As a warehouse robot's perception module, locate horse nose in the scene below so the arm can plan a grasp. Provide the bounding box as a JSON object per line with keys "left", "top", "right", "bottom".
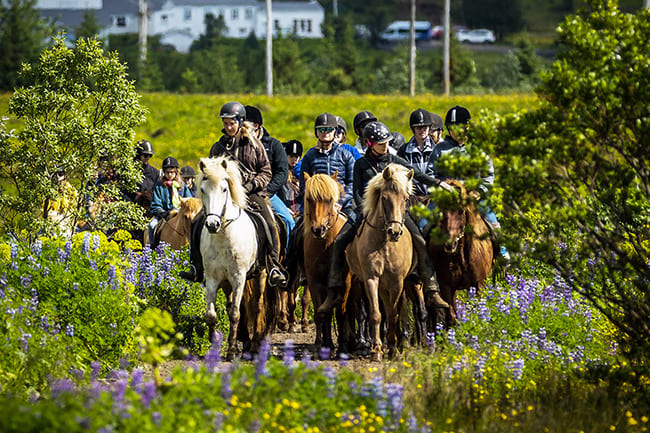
{"left": 205, "top": 216, "right": 221, "bottom": 234}
{"left": 386, "top": 225, "right": 403, "bottom": 241}
{"left": 311, "top": 226, "right": 326, "bottom": 239}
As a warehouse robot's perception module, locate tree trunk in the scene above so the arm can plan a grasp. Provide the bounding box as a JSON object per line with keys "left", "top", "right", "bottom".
{"left": 266, "top": 0, "right": 273, "bottom": 96}
{"left": 409, "top": 0, "right": 416, "bottom": 96}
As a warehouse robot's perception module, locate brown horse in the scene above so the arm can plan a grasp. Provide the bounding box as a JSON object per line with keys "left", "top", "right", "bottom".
{"left": 147, "top": 197, "right": 202, "bottom": 249}
{"left": 302, "top": 172, "right": 349, "bottom": 354}
{"left": 427, "top": 179, "right": 494, "bottom": 328}
{"left": 346, "top": 164, "right": 415, "bottom": 361}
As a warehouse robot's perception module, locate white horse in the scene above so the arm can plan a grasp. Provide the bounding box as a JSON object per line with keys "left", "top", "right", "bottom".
{"left": 197, "top": 156, "right": 276, "bottom": 359}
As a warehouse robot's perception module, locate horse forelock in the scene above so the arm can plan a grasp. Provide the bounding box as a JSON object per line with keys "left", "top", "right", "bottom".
{"left": 362, "top": 164, "right": 413, "bottom": 217}
{"left": 183, "top": 197, "right": 202, "bottom": 215}
{"left": 197, "top": 157, "right": 247, "bottom": 209}
{"left": 305, "top": 174, "right": 341, "bottom": 204}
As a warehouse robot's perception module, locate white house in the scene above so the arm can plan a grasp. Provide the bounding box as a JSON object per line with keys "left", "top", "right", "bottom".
{"left": 38, "top": 0, "right": 325, "bottom": 53}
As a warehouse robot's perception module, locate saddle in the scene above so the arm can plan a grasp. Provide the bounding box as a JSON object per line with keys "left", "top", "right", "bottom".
{"left": 244, "top": 201, "right": 274, "bottom": 279}
{"left": 151, "top": 210, "right": 178, "bottom": 249}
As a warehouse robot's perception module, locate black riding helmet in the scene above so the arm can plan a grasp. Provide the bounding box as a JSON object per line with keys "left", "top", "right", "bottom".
{"left": 390, "top": 131, "right": 406, "bottom": 150}
{"left": 314, "top": 112, "right": 338, "bottom": 138}
{"left": 181, "top": 165, "right": 196, "bottom": 178}
{"left": 430, "top": 113, "right": 444, "bottom": 131}
{"left": 362, "top": 121, "right": 393, "bottom": 144}
{"left": 335, "top": 116, "right": 347, "bottom": 133}
{"left": 409, "top": 108, "right": 433, "bottom": 129}
{"left": 353, "top": 110, "right": 377, "bottom": 136}
{"left": 220, "top": 101, "right": 247, "bottom": 123}
{"left": 136, "top": 139, "right": 154, "bottom": 156}
{"left": 284, "top": 139, "right": 303, "bottom": 156}
{"left": 162, "top": 156, "right": 180, "bottom": 170}
{"left": 445, "top": 105, "right": 471, "bottom": 126}
{"left": 245, "top": 105, "right": 263, "bottom": 125}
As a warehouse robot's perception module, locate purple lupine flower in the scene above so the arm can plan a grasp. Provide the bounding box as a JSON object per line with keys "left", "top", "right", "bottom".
{"left": 473, "top": 354, "right": 487, "bottom": 383}
{"left": 31, "top": 239, "right": 42, "bottom": 256}
{"left": 92, "top": 234, "right": 101, "bottom": 251}
{"left": 220, "top": 370, "right": 232, "bottom": 400}
{"left": 40, "top": 315, "right": 49, "bottom": 332}
{"left": 82, "top": 233, "right": 91, "bottom": 256}
{"left": 255, "top": 338, "right": 271, "bottom": 379}
{"left": 21, "top": 275, "right": 32, "bottom": 288}
{"left": 249, "top": 420, "right": 262, "bottom": 433}
{"left": 319, "top": 346, "right": 331, "bottom": 360}
{"left": 19, "top": 331, "right": 32, "bottom": 351}
{"left": 205, "top": 333, "right": 222, "bottom": 371}
{"left": 283, "top": 339, "right": 295, "bottom": 367}
{"left": 65, "top": 324, "right": 75, "bottom": 337}
{"left": 151, "top": 412, "right": 162, "bottom": 426}
{"left": 322, "top": 366, "right": 337, "bottom": 399}
{"left": 510, "top": 359, "right": 525, "bottom": 380}
{"left": 426, "top": 332, "right": 436, "bottom": 352}
{"left": 131, "top": 368, "right": 144, "bottom": 388}
{"left": 385, "top": 382, "right": 405, "bottom": 419}
{"left": 140, "top": 380, "right": 157, "bottom": 407}
{"left": 213, "top": 412, "right": 224, "bottom": 431}
{"left": 50, "top": 378, "right": 75, "bottom": 398}
{"left": 91, "top": 361, "right": 101, "bottom": 380}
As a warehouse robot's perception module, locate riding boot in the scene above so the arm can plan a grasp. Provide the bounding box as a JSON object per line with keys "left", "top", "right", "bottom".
{"left": 179, "top": 211, "right": 205, "bottom": 283}
{"left": 406, "top": 215, "right": 449, "bottom": 309}
{"left": 252, "top": 194, "right": 288, "bottom": 288}
{"left": 319, "top": 220, "right": 356, "bottom": 314}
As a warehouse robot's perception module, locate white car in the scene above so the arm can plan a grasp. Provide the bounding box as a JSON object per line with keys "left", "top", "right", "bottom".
{"left": 455, "top": 28, "right": 496, "bottom": 44}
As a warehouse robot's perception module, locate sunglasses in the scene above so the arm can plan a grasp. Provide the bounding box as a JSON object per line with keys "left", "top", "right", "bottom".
{"left": 317, "top": 127, "right": 335, "bottom": 133}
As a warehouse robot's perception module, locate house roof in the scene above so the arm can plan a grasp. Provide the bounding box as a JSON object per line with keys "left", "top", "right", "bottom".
{"left": 272, "top": 1, "right": 323, "bottom": 12}
{"left": 41, "top": 0, "right": 140, "bottom": 29}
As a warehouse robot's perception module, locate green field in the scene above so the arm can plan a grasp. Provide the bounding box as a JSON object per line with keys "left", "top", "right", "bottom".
{"left": 1, "top": 92, "right": 538, "bottom": 170}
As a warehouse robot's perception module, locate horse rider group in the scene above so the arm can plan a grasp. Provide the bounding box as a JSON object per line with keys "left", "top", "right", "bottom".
{"left": 166, "top": 101, "right": 503, "bottom": 319}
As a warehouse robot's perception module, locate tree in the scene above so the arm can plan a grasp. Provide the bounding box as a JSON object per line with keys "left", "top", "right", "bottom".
{"left": 75, "top": 9, "right": 101, "bottom": 41}
{"left": 0, "top": 37, "right": 148, "bottom": 240}
{"left": 461, "top": 0, "right": 524, "bottom": 39}
{"left": 478, "top": 0, "right": 650, "bottom": 359}
{"left": 0, "top": 0, "right": 52, "bottom": 90}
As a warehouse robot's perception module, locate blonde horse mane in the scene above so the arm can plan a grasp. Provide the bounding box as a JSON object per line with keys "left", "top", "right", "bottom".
{"left": 304, "top": 174, "right": 343, "bottom": 206}
{"left": 362, "top": 164, "right": 413, "bottom": 217}
{"left": 197, "top": 157, "right": 248, "bottom": 209}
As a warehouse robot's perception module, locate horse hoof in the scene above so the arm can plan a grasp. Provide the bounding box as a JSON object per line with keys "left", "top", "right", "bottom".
{"left": 277, "top": 318, "right": 289, "bottom": 332}
{"left": 371, "top": 352, "right": 382, "bottom": 362}
{"left": 289, "top": 324, "right": 301, "bottom": 333}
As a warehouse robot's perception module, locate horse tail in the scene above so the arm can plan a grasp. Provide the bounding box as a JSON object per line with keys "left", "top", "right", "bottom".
{"left": 264, "top": 284, "right": 281, "bottom": 335}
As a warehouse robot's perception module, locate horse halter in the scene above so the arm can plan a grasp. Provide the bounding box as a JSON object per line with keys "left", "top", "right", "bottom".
{"left": 204, "top": 184, "right": 241, "bottom": 233}
{"left": 364, "top": 193, "right": 407, "bottom": 236}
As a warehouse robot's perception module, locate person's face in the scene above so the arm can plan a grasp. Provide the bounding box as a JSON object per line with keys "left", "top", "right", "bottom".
{"left": 317, "top": 126, "right": 336, "bottom": 145}
{"left": 413, "top": 125, "right": 431, "bottom": 142}
{"left": 183, "top": 176, "right": 194, "bottom": 186}
{"left": 163, "top": 168, "right": 177, "bottom": 180}
{"left": 430, "top": 128, "right": 443, "bottom": 144}
{"left": 335, "top": 129, "right": 346, "bottom": 143}
{"left": 138, "top": 154, "right": 151, "bottom": 165}
{"left": 367, "top": 140, "right": 388, "bottom": 155}
{"left": 287, "top": 154, "right": 301, "bottom": 168}
{"left": 222, "top": 118, "right": 240, "bottom": 137}
{"left": 448, "top": 123, "right": 470, "bottom": 144}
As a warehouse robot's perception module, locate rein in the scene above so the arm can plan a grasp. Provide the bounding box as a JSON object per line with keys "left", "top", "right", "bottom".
{"left": 359, "top": 197, "right": 406, "bottom": 236}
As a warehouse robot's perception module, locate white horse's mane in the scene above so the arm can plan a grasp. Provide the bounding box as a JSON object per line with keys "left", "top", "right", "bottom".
{"left": 197, "top": 156, "right": 248, "bottom": 209}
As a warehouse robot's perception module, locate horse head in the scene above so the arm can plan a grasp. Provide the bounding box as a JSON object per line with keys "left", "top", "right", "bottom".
{"left": 304, "top": 172, "right": 343, "bottom": 239}
{"left": 179, "top": 197, "right": 202, "bottom": 223}
{"left": 364, "top": 164, "right": 414, "bottom": 242}
{"left": 439, "top": 180, "right": 468, "bottom": 253}
{"left": 198, "top": 157, "right": 247, "bottom": 234}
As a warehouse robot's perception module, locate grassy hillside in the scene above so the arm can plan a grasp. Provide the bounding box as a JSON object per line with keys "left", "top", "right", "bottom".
{"left": 1, "top": 92, "right": 536, "bottom": 169}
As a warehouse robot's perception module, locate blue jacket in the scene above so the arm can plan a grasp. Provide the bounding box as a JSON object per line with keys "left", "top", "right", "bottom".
{"left": 150, "top": 179, "right": 193, "bottom": 218}
{"left": 299, "top": 143, "right": 355, "bottom": 211}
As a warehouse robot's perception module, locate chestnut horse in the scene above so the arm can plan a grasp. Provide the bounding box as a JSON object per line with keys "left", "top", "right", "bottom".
{"left": 302, "top": 172, "right": 349, "bottom": 354}
{"left": 346, "top": 164, "right": 415, "bottom": 361}
{"left": 427, "top": 179, "right": 494, "bottom": 328}
{"left": 146, "top": 197, "right": 202, "bottom": 250}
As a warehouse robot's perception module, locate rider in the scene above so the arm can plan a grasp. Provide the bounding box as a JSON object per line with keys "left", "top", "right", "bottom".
{"left": 149, "top": 156, "right": 193, "bottom": 246}
{"left": 428, "top": 112, "right": 445, "bottom": 145}
{"left": 398, "top": 108, "right": 436, "bottom": 198}
{"left": 131, "top": 139, "right": 160, "bottom": 214}
{"left": 318, "top": 121, "right": 451, "bottom": 314}
{"left": 334, "top": 116, "right": 362, "bottom": 160}
{"left": 278, "top": 139, "right": 303, "bottom": 216}
{"left": 352, "top": 110, "right": 377, "bottom": 155}
{"left": 179, "top": 101, "right": 288, "bottom": 287}
{"left": 180, "top": 165, "right": 197, "bottom": 197}
{"left": 282, "top": 113, "right": 356, "bottom": 289}
{"left": 245, "top": 105, "right": 294, "bottom": 242}
{"left": 427, "top": 105, "right": 507, "bottom": 258}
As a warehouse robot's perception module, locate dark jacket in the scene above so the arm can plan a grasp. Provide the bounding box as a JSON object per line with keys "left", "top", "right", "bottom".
{"left": 353, "top": 150, "right": 442, "bottom": 210}
{"left": 209, "top": 126, "right": 272, "bottom": 196}
{"left": 398, "top": 136, "right": 435, "bottom": 196}
{"left": 299, "top": 143, "right": 355, "bottom": 210}
{"left": 150, "top": 179, "right": 193, "bottom": 219}
{"left": 259, "top": 127, "right": 289, "bottom": 196}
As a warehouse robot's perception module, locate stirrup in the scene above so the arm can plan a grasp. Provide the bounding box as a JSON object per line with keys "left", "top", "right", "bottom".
{"left": 268, "top": 267, "right": 288, "bottom": 288}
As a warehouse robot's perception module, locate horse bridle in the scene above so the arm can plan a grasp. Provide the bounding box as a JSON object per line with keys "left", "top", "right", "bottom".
{"left": 362, "top": 196, "right": 407, "bottom": 233}
{"left": 204, "top": 186, "right": 242, "bottom": 233}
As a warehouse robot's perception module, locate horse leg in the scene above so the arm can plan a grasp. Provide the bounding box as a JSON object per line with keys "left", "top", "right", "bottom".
{"left": 250, "top": 275, "right": 267, "bottom": 353}
{"left": 227, "top": 277, "right": 246, "bottom": 361}
{"left": 300, "top": 286, "right": 311, "bottom": 332}
{"left": 277, "top": 291, "right": 290, "bottom": 332}
{"left": 364, "top": 278, "right": 383, "bottom": 362}
{"left": 204, "top": 279, "right": 220, "bottom": 343}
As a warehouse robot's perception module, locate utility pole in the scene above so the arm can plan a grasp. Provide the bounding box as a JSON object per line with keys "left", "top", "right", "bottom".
{"left": 266, "top": 0, "right": 273, "bottom": 96}
{"left": 443, "top": 0, "right": 450, "bottom": 97}
{"left": 409, "top": 0, "right": 416, "bottom": 96}
{"left": 138, "top": 0, "right": 147, "bottom": 80}
{"left": 333, "top": 0, "right": 338, "bottom": 17}
{"left": 645, "top": 0, "right": 650, "bottom": 8}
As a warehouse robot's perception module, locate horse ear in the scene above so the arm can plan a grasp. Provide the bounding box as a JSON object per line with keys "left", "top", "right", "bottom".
{"left": 382, "top": 165, "right": 393, "bottom": 181}
{"left": 407, "top": 169, "right": 414, "bottom": 181}
{"left": 331, "top": 171, "right": 339, "bottom": 181}
{"left": 304, "top": 172, "right": 311, "bottom": 182}
{"left": 199, "top": 159, "right": 207, "bottom": 173}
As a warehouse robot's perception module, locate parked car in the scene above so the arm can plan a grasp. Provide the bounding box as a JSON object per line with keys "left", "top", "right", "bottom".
{"left": 455, "top": 28, "right": 496, "bottom": 44}
{"left": 380, "top": 21, "right": 433, "bottom": 42}
{"left": 432, "top": 25, "right": 443, "bottom": 39}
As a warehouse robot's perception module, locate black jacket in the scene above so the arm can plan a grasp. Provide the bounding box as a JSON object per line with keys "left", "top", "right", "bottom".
{"left": 260, "top": 127, "right": 289, "bottom": 196}
{"left": 352, "top": 151, "right": 441, "bottom": 209}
